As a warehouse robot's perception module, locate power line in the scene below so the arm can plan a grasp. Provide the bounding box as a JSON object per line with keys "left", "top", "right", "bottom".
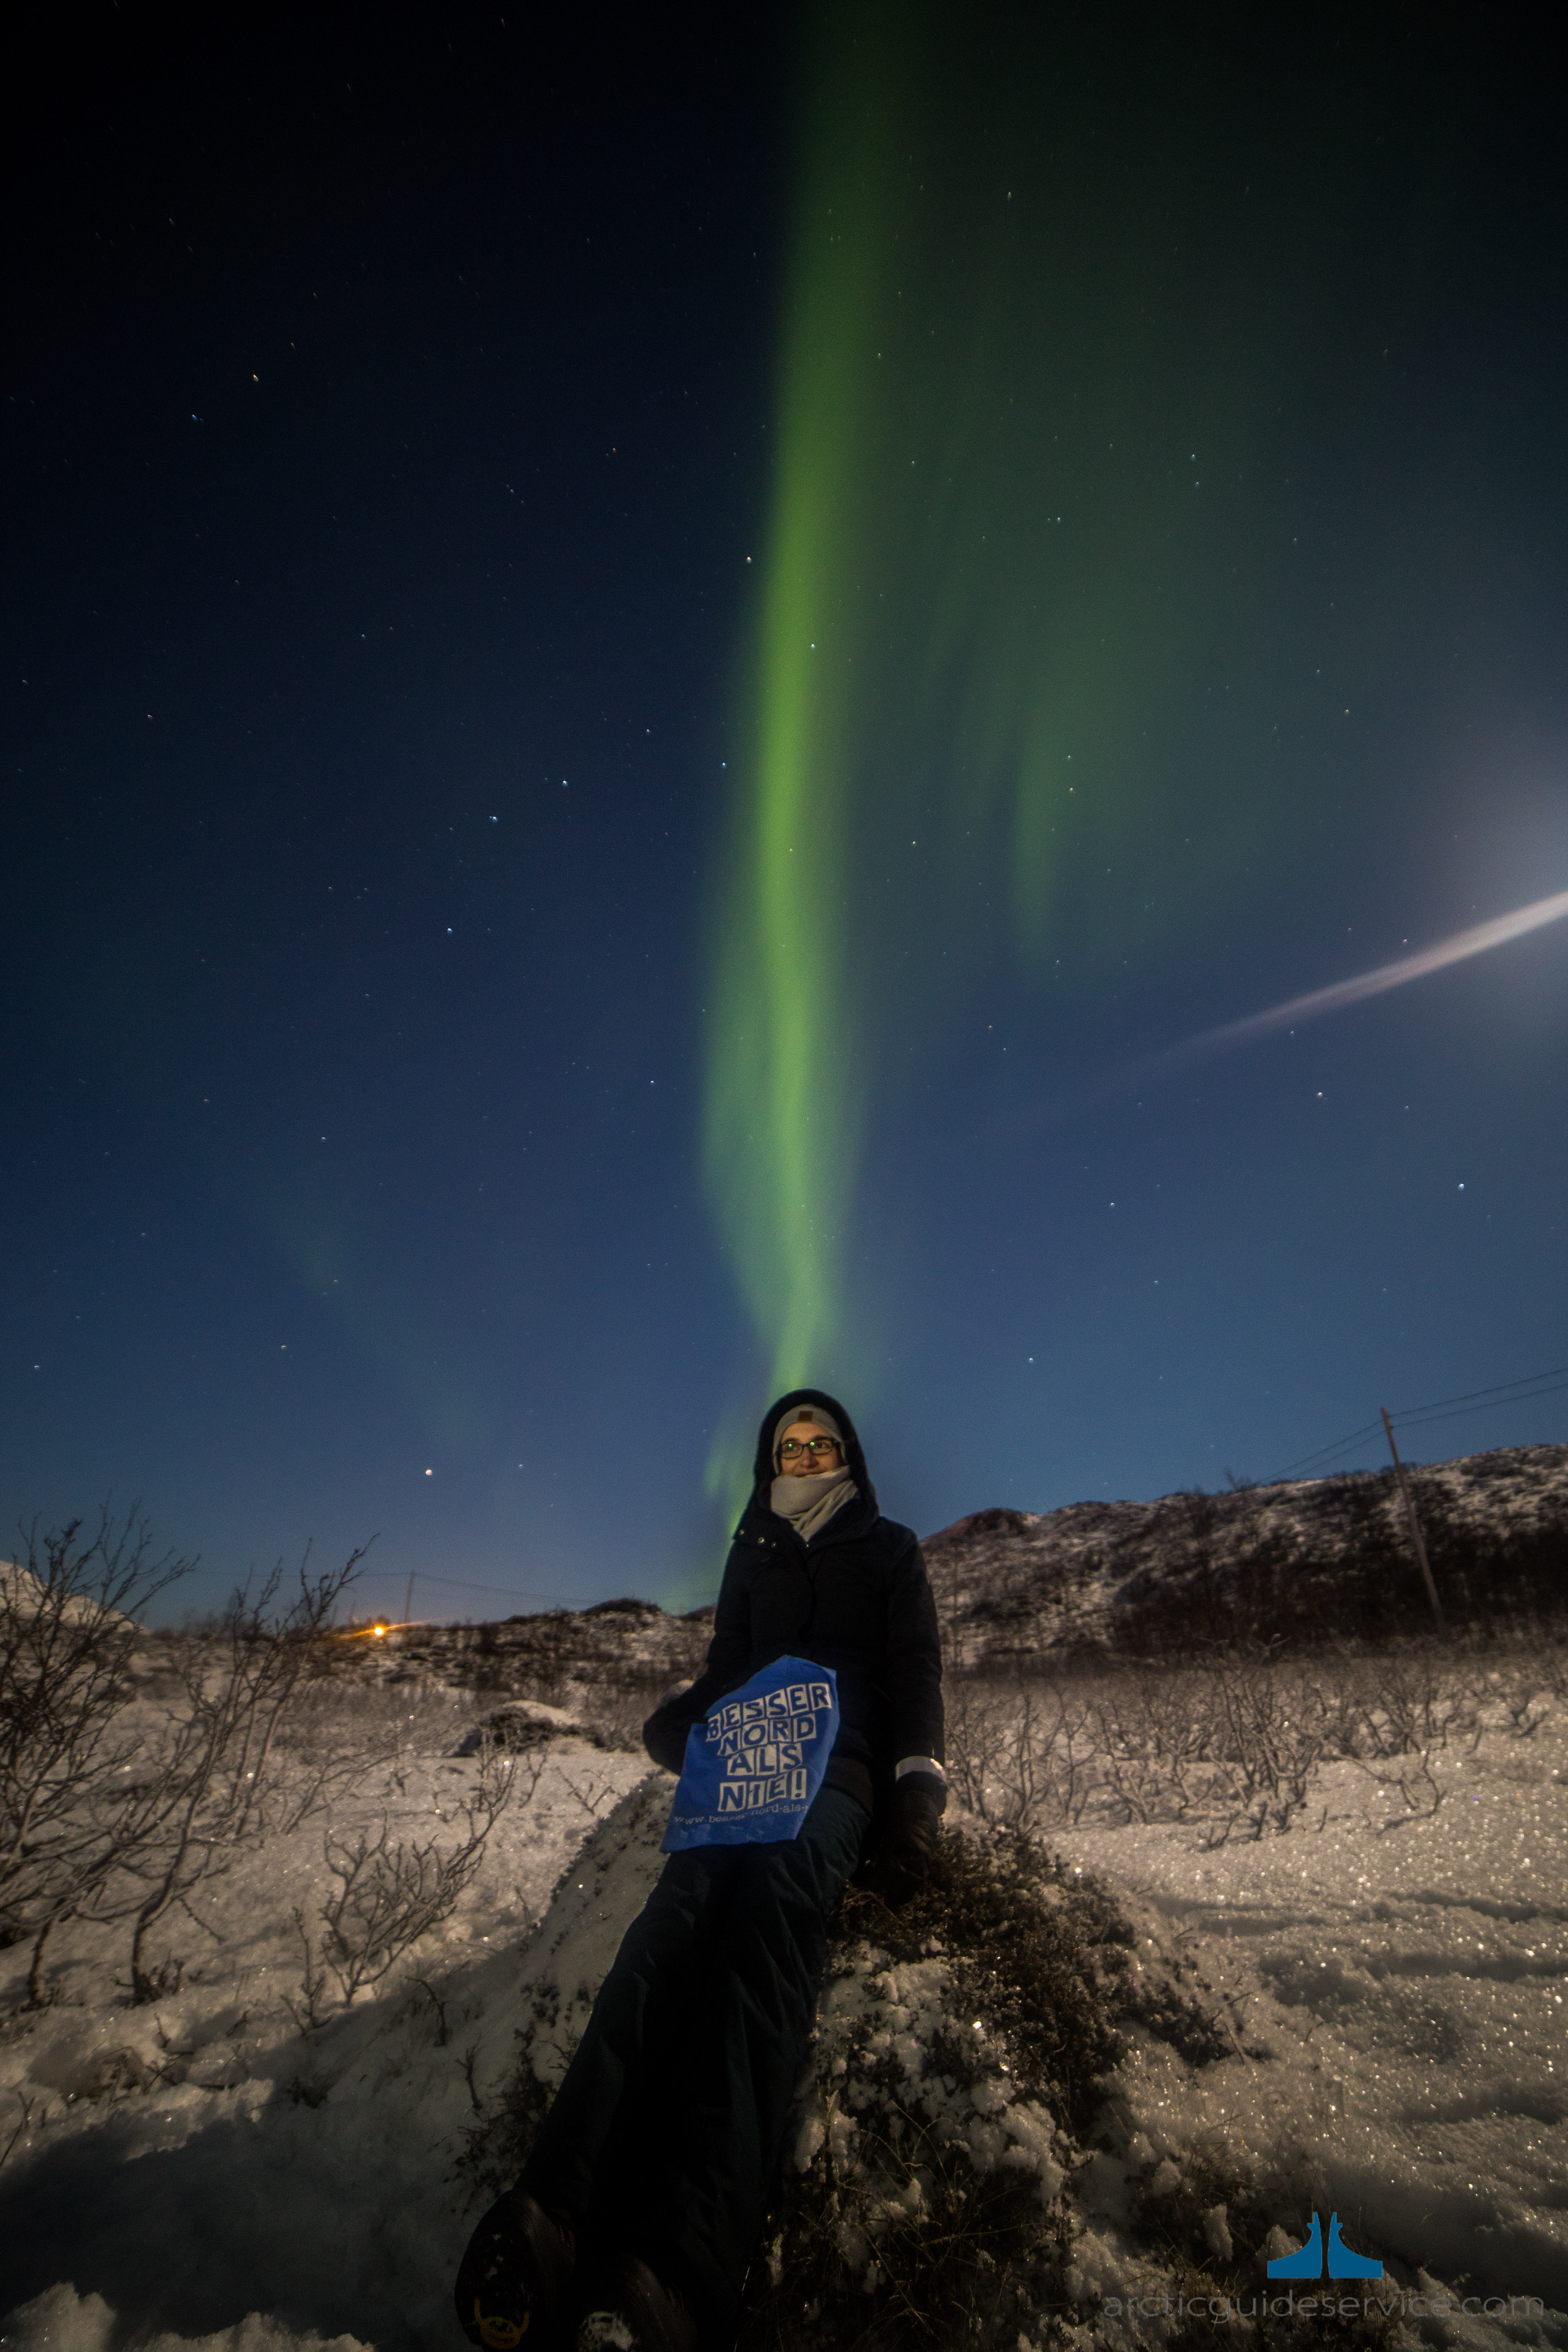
{"left": 1275, "top": 1420, "right": 1384, "bottom": 1477}
{"left": 1271, "top": 1364, "right": 1568, "bottom": 1481}
{"left": 1388, "top": 1363, "right": 1568, "bottom": 1421}
{"left": 1390, "top": 1380, "right": 1568, "bottom": 1438}
{"left": 351, "top": 1565, "right": 579, "bottom": 1609}
{"left": 1280, "top": 1384, "right": 1568, "bottom": 1478}
{"left": 1276, "top": 1385, "right": 1568, "bottom": 1480}
{"left": 1282, "top": 1364, "right": 1568, "bottom": 1472}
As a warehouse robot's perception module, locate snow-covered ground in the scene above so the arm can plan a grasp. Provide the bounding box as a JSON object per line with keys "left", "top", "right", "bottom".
{"left": 1065, "top": 1689, "right": 1568, "bottom": 2340}
{"left": 3, "top": 1668, "right": 1566, "bottom": 2349}
{"left": 0, "top": 1686, "right": 656, "bottom": 2351}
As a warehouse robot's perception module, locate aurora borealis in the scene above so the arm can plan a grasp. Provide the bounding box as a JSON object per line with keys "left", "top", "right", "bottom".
{"left": 6, "top": 4, "right": 1566, "bottom": 1613}
{"left": 707, "top": 1, "right": 1539, "bottom": 1430}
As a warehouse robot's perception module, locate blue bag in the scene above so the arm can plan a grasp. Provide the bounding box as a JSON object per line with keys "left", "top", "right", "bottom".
{"left": 661, "top": 1656, "right": 840, "bottom": 1851}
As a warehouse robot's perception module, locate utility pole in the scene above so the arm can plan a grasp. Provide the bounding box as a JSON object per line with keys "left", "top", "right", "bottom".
{"left": 402, "top": 1571, "right": 416, "bottom": 1626}
{"left": 1380, "top": 1408, "right": 1444, "bottom": 1629}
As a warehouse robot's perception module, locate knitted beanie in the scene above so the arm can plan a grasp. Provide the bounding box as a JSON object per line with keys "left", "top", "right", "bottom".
{"left": 771, "top": 1402, "right": 845, "bottom": 1469}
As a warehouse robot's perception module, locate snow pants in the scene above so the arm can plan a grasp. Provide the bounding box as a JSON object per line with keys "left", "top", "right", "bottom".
{"left": 518, "top": 1783, "right": 870, "bottom": 2343}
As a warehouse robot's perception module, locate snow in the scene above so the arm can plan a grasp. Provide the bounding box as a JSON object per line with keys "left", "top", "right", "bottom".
{"left": 792, "top": 1941, "right": 1067, "bottom": 2247}
{"left": 4, "top": 1658, "right": 1568, "bottom": 2347}
{"left": 0, "top": 1563, "right": 133, "bottom": 1630}
{"left": 0, "top": 1687, "right": 657, "bottom": 2351}
{"left": 2, "top": 2287, "right": 365, "bottom": 2352}
{"left": 1059, "top": 1689, "right": 1568, "bottom": 2337}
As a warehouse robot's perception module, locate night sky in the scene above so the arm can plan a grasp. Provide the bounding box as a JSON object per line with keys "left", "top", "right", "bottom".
{"left": 7, "top": 3, "right": 1565, "bottom": 1623}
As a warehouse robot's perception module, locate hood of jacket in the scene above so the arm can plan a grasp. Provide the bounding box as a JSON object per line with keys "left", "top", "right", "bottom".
{"left": 747, "top": 1387, "right": 877, "bottom": 1519}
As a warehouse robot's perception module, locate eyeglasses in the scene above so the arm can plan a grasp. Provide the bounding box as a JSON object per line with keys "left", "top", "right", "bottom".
{"left": 779, "top": 1437, "right": 840, "bottom": 1460}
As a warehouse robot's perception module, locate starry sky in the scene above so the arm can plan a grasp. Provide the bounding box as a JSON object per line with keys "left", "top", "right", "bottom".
{"left": 6, "top": 2, "right": 1565, "bottom": 1622}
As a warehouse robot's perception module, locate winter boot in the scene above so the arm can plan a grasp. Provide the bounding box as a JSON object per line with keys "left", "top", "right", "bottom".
{"left": 574, "top": 2254, "right": 697, "bottom": 2352}
{"left": 455, "top": 2187, "right": 576, "bottom": 2349}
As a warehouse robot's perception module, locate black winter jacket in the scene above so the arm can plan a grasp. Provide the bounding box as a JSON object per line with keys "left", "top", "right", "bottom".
{"left": 643, "top": 1390, "right": 945, "bottom": 1817}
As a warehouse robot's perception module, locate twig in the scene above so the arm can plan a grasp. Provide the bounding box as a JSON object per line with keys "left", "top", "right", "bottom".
{"left": 416, "top": 1976, "right": 452, "bottom": 2046}
{"left": 177, "top": 1891, "right": 225, "bottom": 1945}
{"left": 0, "top": 2091, "right": 36, "bottom": 2171}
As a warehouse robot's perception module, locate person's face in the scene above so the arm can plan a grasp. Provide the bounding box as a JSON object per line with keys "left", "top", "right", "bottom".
{"left": 778, "top": 1421, "right": 842, "bottom": 1474}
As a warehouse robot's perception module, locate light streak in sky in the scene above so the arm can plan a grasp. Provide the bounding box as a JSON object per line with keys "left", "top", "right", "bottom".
{"left": 1164, "top": 888, "right": 1568, "bottom": 1068}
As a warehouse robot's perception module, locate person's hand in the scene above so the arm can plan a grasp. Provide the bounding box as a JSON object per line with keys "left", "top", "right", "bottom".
{"left": 866, "top": 1774, "right": 944, "bottom": 1908}
{"left": 642, "top": 1681, "right": 695, "bottom": 1773}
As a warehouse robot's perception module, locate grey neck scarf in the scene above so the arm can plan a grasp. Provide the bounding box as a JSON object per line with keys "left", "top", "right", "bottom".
{"left": 770, "top": 1464, "right": 857, "bottom": 1544}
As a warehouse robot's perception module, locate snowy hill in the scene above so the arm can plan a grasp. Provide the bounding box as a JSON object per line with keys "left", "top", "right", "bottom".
{"left": 925, "top": 1443, "right": 1568, "bottom": 1665}
{"left": 324, "top": 1594, "right": 711, "bottom": 1721}
{"left": 307, "top": 1445, "right": 1568, "bottom": 1705}
{"left": 9, "top": 1449, "right": 1565, "bottom": 2342}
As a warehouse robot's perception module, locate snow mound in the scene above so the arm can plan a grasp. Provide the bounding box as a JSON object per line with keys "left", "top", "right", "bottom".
{"left": 473, "top": 1807, "right": 1130, "bottom": 2349}
{"left": 0, "top": 1562, "right": 131, "bottom": 1629}
{"left": 459, "top": 1773, "right": 680, "bottom": 2188}
{"left": 0, "top": 2284, "right": 369, "bottom": 2352}
{"left": 0, "top": 1734, "right": 658, "bottom": 2349}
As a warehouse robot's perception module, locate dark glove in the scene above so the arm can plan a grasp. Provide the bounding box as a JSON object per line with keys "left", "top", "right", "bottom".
{"left": 642, "top": 1683, "right": 696, "bottom": 1773}
{"left": 866, "top": 1773, "right": 945, "bottom": 1908}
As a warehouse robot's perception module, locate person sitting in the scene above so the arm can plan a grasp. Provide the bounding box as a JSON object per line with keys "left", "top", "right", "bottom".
{"left": 454, "top": 1387, "right": 947, "bottom": 2352}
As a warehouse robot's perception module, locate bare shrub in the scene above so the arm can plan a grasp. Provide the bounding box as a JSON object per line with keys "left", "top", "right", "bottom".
{"left": 277, "top": 1679, "right": 450, "bottom": 1753}
{"left": 555, "top": 1761, "right": 626, "bottom": 1819}
{"left": 1090, "top": 1668, "right": 1226, "bottom": 1825}
{"left": 1530, "top": 1646, "right": 1568, "bottom": 1703}
{"left": 1346, "top": 1647, "right": 1478, "bottom": 1758}
{"left": 1197, "top": 1663, "right": 1332, "bottom": 1844}
{"left": 292, "top": 1741, "right": 530, "bottom": 2020}
{"left": 1329, "top": 1647, "right": 1485, "bottom": 1828}
{"left": 0, "top": 1510, "right": 195, "bottom": 1994}
{"left": 949, "top": 1634, "right": 1568, "bottom": 1855}
{"left": 943, "top": 1676, "right": 1096, "bottom": 1830}
{"left": 108, "top": 1548, "right": 371, "bottom": 2001}
{"left": 1349, "top": 1744, "right": 1445, "bottom": 1825}
{"left": 949, "top": 1668, "right": 1242, "bottom": 1836}
{"left": 940, "top": 1677, "right": 1011, "bottom": 1818}
{"left": 275, "top": 1681, "right": 476, "bottom": 1798}
{"left": 1479, "top": 1658, "right": 1553, "bottom": 1740}
{"left": 1503, "top": 1685, "right": 1551, "bottom": 1739}
{"left": 569, "top": 1674, "right": 671, "bottom": 1755}
{"left": 2, "top": 1531, "right": 371, "bottom": 2006}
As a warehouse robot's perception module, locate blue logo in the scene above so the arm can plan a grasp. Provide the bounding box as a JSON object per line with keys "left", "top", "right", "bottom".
{"left": 1268, "top": 2213, "right": 1382, "bottom": 2281}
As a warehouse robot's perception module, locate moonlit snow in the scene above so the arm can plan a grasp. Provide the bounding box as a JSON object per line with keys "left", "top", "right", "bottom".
{"left": 3, "top": 1660, "right": 1566, "bottom": 2346}
{"left": 1064, "top": 1711, "right": 1568, "bottom": 2335}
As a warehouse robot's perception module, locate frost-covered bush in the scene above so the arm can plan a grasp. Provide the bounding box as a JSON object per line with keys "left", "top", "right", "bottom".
{"left": 291, "top": 1741, "right": 526, "bottom": 2019}
{"left": 944, "top": 1647, "right": 1568, "bottom": 1848}
{"left": 0, "top": 1511, "right": 192, "bottom": 1972}
{"left": 742, "top": 1829, "right": 1139, "bottom": 2351}
{"left": 2, "top": 1521, "right": 369, "bottom": 2006}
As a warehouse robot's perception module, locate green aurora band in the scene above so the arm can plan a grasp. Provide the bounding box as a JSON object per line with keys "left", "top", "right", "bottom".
{"left": 705, "top": 3, "right": 1465, "bottom": 1448}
